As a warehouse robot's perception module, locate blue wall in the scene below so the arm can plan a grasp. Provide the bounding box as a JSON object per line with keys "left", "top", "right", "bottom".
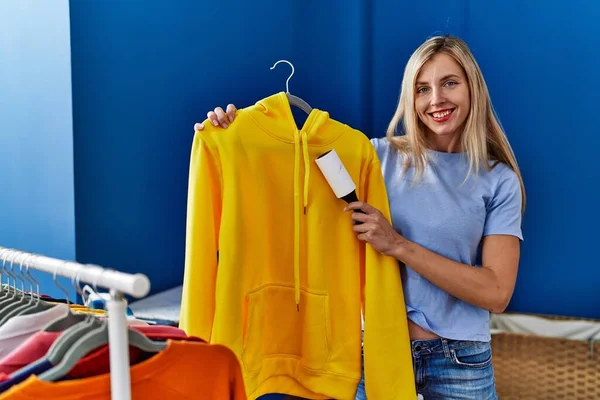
{"left": 1, "top": 0, "right": 595, "bottom": 321}
{"left": 68, "top": 0, "right": 599, "bottom": 318}
{"left": 371, "top": 2, "right": 468, "bottom": 137}
{"left": 68, "top": 0, "right": 371, "bottom": 296}
{"left": 366, "top": 0, "right": 600, "bottom": 319}
{"left": 69, "top": 1, "right": 303, "bottom": 295}
{"left": 0, "top": 0, "right": 77, "bottom": 300}
{"left": 465, "top": 1, "right": 600, "bottom": 318}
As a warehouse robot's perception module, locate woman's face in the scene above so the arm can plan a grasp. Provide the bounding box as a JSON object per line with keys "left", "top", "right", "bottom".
{"left": 414, "top": 53, "right": 470, "bottom": 147}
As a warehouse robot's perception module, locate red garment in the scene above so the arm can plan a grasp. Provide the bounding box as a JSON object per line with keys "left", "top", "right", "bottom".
{"left": 0, "top": 325, "right": 200, "bottom": 378}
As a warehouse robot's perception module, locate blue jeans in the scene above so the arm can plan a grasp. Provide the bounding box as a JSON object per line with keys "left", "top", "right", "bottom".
{"left": 355, "top": 338, "right": 498, "bottom": 400}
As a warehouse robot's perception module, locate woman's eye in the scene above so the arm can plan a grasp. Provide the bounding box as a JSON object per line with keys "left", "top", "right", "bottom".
{"left": 444, "top": 81, "right": 457, "bottom": 87}
{"left": 417, "top": 87, "right": 429, "bottom": 94}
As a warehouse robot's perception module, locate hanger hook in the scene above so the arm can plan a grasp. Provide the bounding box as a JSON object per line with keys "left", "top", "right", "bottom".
{"left": 270, "top": 59, "right": 295, "bottom": 94}
{"left": 92, "top": 267, "right": 109, "bottom": 294}
{"left": 18, "top": 254, "right": 36, "bottom": 305}
{"left": 7, "top": 251, "right": 23, "bottom": 292}
{"left": 0, "top": 249, "right": 20, "bottom": 287}
{"left": 0, "top": 248, "right": 10, "bottom": 262}
{"left": 16, "top": 253, "right": 31, "bottom": 295}
{"left": 89, "top": 266, "right": 110, "bottom": 311}
{"left": 0, "top": 249, "right": 12, "bottom": 288}
{"left": 53, "top": 261, "right": 72, "bottom": 305}
{"left": 0, "top": 248, "right": 11, "bottom": 284}
{"left": 7, "top": 251, "right": 25, "bottom": 296}
{"left": 73, "top": 269, "right": 96, "bottom": 321}
{"left": 25, "top": 255, "right": 42, "bottom": 303}
{"left": 72, "top": 270, "right": 87, "bottom": 304}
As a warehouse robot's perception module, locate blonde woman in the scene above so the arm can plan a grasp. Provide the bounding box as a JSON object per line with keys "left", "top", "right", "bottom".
{"left": 195, "top": 35, "right": 524, "bottom": 399}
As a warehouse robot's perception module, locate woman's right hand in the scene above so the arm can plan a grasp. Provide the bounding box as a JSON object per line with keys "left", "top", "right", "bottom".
{"left": 194, "top": 104, "right": 238, "bottom": 131}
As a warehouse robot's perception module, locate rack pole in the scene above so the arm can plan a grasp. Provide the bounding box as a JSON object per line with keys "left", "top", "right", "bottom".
{"left": 0, "top": 247, "right": 150, "bottom": 298}
{"left": 0, "top": 246, "right": 150, "bottom": 400}
{"left": 107, "top": 291, "right": 132, "bottom": 400}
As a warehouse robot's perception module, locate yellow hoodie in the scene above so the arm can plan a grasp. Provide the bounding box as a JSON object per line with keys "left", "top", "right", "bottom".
{"left": 180, "top": 93, "right": 415, "bottom": 400}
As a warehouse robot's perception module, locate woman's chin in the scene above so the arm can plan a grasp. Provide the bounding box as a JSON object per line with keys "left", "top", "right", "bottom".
{"left": 429, "top": 127, "right": 458, "bottom": 137}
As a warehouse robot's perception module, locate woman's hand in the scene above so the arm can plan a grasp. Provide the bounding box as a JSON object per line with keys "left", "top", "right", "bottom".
{"left": 194, "top": 104, "right": 238, "bottom": 131}
{"left": 344, "top": 201, "right": 408, "bottom": 259}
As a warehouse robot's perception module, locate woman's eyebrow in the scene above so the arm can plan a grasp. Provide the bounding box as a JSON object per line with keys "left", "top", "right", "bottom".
{"left": 416, "top": 74, "right": 461, "bottom": 86}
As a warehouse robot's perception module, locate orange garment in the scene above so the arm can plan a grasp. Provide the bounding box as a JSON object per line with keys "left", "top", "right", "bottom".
{"left": 0, "top": 340, "right": 246, "bottom": 399}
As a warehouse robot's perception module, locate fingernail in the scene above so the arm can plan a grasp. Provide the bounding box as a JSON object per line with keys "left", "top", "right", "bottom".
{"left": 222, "top": 123, "right": 228, "bottom": 129}
{"left": 228, "top": 115, "right": 233, "bottom": 123}
{"left": 212, "top": 120, "right": 219, "bottom": 127}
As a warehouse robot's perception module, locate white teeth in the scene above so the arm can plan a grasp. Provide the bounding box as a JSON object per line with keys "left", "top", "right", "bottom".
{"left": 433, "top": 110, "right": 452, "bottom": 118}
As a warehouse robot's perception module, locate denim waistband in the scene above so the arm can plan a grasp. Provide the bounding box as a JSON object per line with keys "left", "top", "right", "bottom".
{"left": 411, "top": 338, "right": 489, "bottom": 358}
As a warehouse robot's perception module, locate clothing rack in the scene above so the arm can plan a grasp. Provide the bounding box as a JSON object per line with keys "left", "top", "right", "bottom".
{"left": 0, "top": 246, "right": 151, "bottom": 400}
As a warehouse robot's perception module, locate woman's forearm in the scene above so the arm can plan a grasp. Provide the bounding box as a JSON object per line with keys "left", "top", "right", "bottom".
{"left": 392, "top": 240, "right": 509, "bottom": 313}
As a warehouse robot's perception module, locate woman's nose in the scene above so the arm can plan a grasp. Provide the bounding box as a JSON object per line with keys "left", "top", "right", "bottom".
{"left": 430, "top": 87, "right": 445, "bottom": 107}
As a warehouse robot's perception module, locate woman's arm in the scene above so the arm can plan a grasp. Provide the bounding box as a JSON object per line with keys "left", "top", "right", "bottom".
{"left": 392, "top": 234, "right": 519, "bottom": 313}
{"left": 345, "top": 201, "right": 520, "bottom": 314}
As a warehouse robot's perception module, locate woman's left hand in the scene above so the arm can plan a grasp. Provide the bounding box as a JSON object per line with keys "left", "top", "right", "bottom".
{"left": 344, "top": 201, "right": 408, "bottom": 258}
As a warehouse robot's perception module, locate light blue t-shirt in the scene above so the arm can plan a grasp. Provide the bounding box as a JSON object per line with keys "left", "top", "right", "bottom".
{"left": 370, "top": 137, "right": 523, "bottom": 342}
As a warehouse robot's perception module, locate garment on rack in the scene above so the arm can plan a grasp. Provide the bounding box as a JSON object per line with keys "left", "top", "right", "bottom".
{"left": 66, "top": 305, "right": 108, "bottom": 316}
{"left": 181, "top": 92, "right": 415, "bottom": 400}
{"left": 0, "top": 326, "right": 201, "bottom": 392}
{"left": 0, "top": 304, "right": 69, "bottom": 359}
{"left": 40, "top": 295, "right": 104, "bottom": 311}
{"left": 59, "top": 335, "right": 206, "bottom": 381}
{"left": 0, "top": 360, "right": 52, "bottom": 393}
{"left": 40, "top": 295, "right": 111, "bottom": 317}
{"left": 0, "top": 325, "right": 190, "bottom": 375}
{"left": 0, "top": 340, "right": 247, "bottom": 399}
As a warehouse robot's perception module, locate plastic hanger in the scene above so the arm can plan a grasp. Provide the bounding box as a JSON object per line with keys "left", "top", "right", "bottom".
{"left": 0, "top": 254, "right": 53, "bottom": 322}
{"left": 9, "top": 269, "right": 102, "bottom": 379}
{"left": 43, "top": 267, "right": 100, "bottom": 352}
{"left": 38, "top": 273, "right": 107, "bottom": 374}
{"left": 0, "top": 249, "right": 13, "bottom": 299}
{"left": 40, "top": 317, "right": 167, "bottom": 381}
{"left": 40, "top": 287, "right": 167, "bottom": 381}
{"left": 0, "top": 250, "right": 21, "bottom": 302}
{"left": 17, "top": 255, "right": 54, "bottom": 315}
{"left": 0, "top": 253, "right": 29, "bottom": 315}
{"left": 270, "top": 60, "right": 313, "bottom": 115}
{"left": 0, "top": 253, "right": 37, "bottom": 324}
{"left": 42, "top": 262, "right": 88, "bottom": 332}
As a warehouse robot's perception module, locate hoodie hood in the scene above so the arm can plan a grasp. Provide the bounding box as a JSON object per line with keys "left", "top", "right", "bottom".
{"left": 246, "top": 92, "right": 342, "bottom": 146}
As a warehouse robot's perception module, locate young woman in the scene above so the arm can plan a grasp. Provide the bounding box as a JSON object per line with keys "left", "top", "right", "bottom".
{"left": 194, "top": 35, "right": 525, "bottom": 400}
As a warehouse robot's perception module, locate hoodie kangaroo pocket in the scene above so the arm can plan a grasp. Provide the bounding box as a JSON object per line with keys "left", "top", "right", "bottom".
{"left": 241, "top": 284, "right": 332, "bottom": 374}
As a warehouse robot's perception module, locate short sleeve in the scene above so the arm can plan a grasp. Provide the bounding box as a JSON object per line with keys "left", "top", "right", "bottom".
{"left": 369, "top": 137, "right": 389, "bottom": 161}
{"left": 483, "top": 168, "right": 524, "bottom": 240}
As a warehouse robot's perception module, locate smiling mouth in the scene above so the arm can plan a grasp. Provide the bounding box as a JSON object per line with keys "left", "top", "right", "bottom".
{"left": 429, "top": 108, "right": 455, "bottom": 122}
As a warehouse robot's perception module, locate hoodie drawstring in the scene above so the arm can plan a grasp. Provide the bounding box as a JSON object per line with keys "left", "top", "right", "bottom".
{"left": 302, "top": 130, "right": 310, "bottom": 215}
{"left": 293, "top": 130, "right": 310, "bottom": 311}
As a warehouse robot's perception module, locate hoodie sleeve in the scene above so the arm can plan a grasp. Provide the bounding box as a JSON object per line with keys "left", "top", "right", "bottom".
{"left": 361, "top": 160, "right": 417, "bottom": 400}
{"left": 179, "top": 131, "right": 222, "bottom": 341}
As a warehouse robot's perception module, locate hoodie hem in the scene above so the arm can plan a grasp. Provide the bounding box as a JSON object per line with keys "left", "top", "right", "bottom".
{"left": 245, "top": 358, "right": 360, "bottom": 400}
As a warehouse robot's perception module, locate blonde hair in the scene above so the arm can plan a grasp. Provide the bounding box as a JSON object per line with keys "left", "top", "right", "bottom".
{"left": 386, "top": 35, "right": 526, "bottom": 213}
